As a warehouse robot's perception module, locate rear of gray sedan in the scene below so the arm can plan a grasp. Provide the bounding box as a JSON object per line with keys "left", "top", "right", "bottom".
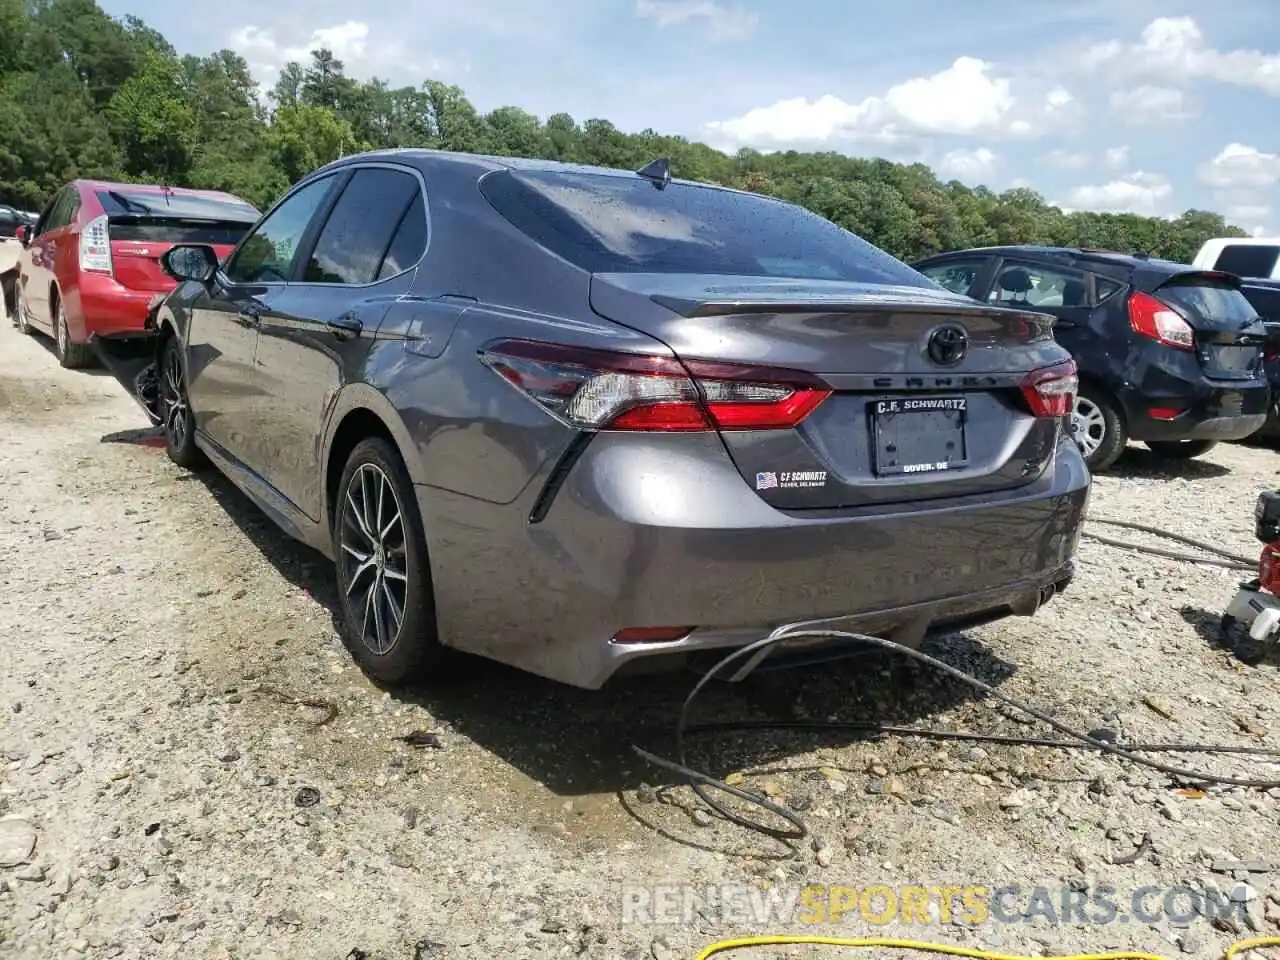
{"left": 396, "top": 157, "right": 1091, "bottom": 688}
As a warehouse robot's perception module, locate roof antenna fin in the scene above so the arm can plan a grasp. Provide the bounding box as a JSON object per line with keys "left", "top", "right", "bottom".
{"left": 636, "top": 157, "right": 672, "bottom": 190}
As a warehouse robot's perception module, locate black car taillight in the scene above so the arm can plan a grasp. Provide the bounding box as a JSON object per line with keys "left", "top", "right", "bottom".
{"left": 478, "top": 339, "right": 832, "bottom": 432}
{"left": 1127, "top": 291, "right": 1194, "bottom": 350}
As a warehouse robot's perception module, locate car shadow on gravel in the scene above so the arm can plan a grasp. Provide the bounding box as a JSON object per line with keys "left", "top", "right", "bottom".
{"left": 1108, "top": 446, "right": 1231, "bottom": 480}
{"left": 179, "top": 455, "right": 1022, "bottom": 812}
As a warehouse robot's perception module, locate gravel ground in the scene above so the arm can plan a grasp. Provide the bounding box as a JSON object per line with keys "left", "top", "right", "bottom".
{"left": 2, "top": 315, "right": 1280, "bottom": 960}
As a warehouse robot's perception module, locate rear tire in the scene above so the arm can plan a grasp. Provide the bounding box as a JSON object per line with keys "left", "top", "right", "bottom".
{"left": 1071, "top": 387, "right": 1127, "bottom": 472}
{"left": 54, "top": 299, "right": 94, "bottom": 369}
{"left": 1144, "top": 439, "right": 1217, "bottom": 460}
{"left": 332, "top": 437, "right": 445, "bottom": 686}
{"left": 159, "top": 336, "right": 204, "bottom": 469}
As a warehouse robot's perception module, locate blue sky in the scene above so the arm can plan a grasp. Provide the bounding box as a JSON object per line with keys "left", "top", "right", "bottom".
{"left": 100, "top": 0, "right": 1280, "bottom": 233}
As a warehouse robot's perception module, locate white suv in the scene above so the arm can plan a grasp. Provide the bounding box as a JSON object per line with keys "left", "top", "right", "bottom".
{"left": 1193, "top": 237, "right": 1280, "bottom": 280}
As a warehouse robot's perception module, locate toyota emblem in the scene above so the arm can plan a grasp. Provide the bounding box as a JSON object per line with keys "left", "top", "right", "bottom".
{"left": 927, "top": 324, "right": 968, "bottom": 366}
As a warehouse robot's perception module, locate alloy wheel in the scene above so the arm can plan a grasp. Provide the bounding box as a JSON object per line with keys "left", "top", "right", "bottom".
{"left": 338, "top": 463, "right": 409, "bottom": 656}
{"left": 161, "top": 346, "right": 191, "bottom": 451}
{"left": 56, "top": 307, "right": 68, "bottom": 356}
{"left": 1071, "top": 396, "right": 1106, "bottom": 459}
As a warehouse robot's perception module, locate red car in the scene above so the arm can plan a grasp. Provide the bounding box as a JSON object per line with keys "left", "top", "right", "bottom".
{"left": 14, "top": 180, "right": 260, "bottom": 368}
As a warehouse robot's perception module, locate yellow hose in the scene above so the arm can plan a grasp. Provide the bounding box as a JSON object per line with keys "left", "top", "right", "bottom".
{"left": 691, "top": 934, "right": 1280, "bottom": 960}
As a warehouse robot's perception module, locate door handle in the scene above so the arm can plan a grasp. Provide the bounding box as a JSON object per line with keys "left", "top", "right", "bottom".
{"left": 326, "top": 313, "right": 363, "bottom": 340}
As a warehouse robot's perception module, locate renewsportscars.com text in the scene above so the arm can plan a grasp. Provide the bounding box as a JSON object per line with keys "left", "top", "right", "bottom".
{"left": 621, "top": 882, "right": 1249, "bottom": 928}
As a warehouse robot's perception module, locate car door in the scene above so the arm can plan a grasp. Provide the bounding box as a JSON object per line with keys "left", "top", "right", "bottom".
{"left": 187, "top": 173, "right": 342, "bottom": 474}
{"left": 913, "top": 257, "right": 997, "bottom": 299}
{"left": 252, "top": 163, "right": 428, "bottom": 520}
{"left": 980, "top": 257, "right": 1097, "bottom": 362}
{"left": 23, "top": 189, "right": 74, "bottom": 331}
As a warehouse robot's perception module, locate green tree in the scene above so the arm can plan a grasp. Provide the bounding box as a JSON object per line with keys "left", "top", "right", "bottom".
{"left": 107, "top": 50, "right": 196, "bottom": 181}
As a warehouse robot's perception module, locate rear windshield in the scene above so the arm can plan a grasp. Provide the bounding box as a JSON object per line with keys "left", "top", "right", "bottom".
{"left": 96, "top": 189, "right": 260, "bottom": 223}
{"left": 1159, "top": 279, "right": 1261, "bottom": 326}
{"left": 109, "top": 221, "right": 252, "bottom": 245}
{"left": 1213, "top": 244, "right": 1280, "bottom": 279}
{"left": 478, "top": 169, "right": 932, "bottom": 286}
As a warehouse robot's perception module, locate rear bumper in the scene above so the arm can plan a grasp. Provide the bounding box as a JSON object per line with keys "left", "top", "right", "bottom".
{"left": 64, "top": 276, "right": 166, "bottom": 341}
{"left": 1116, "top": 378, "right": 1269, "bottom": 442}
{"left": 417, "top": 431, "right": 1091, "bottom": 689}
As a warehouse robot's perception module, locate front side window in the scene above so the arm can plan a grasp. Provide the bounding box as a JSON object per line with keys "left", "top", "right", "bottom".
{"left": 224, "top": 175, "right": 337, "bottom": 285}
{"left": 478, "top": 168, "right": 932, "bottom": 286}
{"left": 302, "top": 168, "right": 423, "bottom": 284}
{"left": 989, "top": 261, "right": 1088, "bottom": 308}
{"left": 916, "top": 260, "right": 985, "bottom": 296}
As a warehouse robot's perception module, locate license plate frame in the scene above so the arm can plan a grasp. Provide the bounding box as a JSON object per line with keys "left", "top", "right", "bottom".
{"left": 869, "top": 396, "right": 969, "bottom": 477}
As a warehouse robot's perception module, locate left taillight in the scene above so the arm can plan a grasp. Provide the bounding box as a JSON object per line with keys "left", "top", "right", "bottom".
{"left": 79, "top": 214, "right": 112, "bottom": 275}
{"left": 1019, "top": 359, "right": 1077, "bottom": 418}
{"left": 477, "top": 338, "right": 832, "bottom": 432}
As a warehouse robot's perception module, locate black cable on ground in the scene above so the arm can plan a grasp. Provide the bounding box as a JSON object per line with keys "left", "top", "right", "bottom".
{"left": 1086, "top": 516, "right": 1256, "bottom": 567}
{"left": 633, "top": 624, "right": 1280, "bottom": 847}
{"left": 1080, "top": 532, "right": 1254, "bottom": 570}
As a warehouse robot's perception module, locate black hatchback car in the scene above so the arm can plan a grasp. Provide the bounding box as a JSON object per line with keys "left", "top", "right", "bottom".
{"left": 913, "top": 246, "right": 1269, "bottom": 471}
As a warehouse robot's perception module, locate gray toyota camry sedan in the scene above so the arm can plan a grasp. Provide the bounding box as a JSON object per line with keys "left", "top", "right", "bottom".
{"left": 93, "top": 149, "right": 1090, "bottom": 689}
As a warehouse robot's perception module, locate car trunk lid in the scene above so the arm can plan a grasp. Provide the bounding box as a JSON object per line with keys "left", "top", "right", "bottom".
{"left": 107, "top": 218, "right": 247, "bottom": 293}
{"left": 1140, "top": 269, "right": 1268, "bottom": 381}
{"left": 588, "top": 272, "right": 1074, "bottom": 510}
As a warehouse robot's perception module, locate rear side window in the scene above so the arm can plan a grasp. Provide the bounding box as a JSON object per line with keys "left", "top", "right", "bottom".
{"left": 1158, "top": 279, "right": 1260, "bottom": 326}
{"left": 1095, "top": 278, "right": 1124, "bottom": 303}
{"left": 478, "top": 168, "right": 931, "bottom": 286}
{"left": 377, "top": 198, "right": 428, "bottom": 281}
{"left": 303, "top": 168, "right": 422, "bottom": 285}
{"left": 1213, "top": 244, "right": 1280, "bottom": 279}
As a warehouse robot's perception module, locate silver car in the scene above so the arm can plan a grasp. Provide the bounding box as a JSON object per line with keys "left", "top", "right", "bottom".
{"left": 94, "top": 150, "right": 1090, "bottom": 689}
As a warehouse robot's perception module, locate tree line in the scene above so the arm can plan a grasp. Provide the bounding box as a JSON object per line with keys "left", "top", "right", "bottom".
{"left": 0, "top": 0, "right": 1247, "bottom": 264}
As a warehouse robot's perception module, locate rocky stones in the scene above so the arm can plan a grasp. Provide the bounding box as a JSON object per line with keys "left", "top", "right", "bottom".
{"left": 0, "top": 817, "right": 37, "bottom": 867}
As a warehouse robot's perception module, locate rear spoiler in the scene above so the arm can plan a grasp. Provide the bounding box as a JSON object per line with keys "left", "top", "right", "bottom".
{"left": 1134, "top": 265, "right": 1246, "bottom": 293}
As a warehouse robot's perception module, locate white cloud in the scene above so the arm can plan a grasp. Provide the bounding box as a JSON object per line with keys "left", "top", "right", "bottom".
{"left": 1086, "top": 17, "right": 1280, "bottom": 95}
{"left": 704, "top": 56, "right": 1024, "bottom": 149}
{"left": 937, "top": 147, "right": 999, "bottom": 182}
{"left": 1108, "top": 85, "right": 1192, "bottom": 122}
{"left": 1104, "top": 146, "right": 1129, "bottom": 170}
{"left": 231, "top": 21, "right": 372, "bottom": 77}
{"left": 1225, "top": 203, "right": 1272, "bottom": 223}
{"left": 634, "top": 0, "right": 758, "bottom": 42}
{"left": 1041, "top": 149, "right": 1090, "bottom": 171}
{"left": 1067, "top": 171, "right": 1173, "bottom": 214}
{"left": 1197, "top": 143, "right": 1280, "bottom": 190}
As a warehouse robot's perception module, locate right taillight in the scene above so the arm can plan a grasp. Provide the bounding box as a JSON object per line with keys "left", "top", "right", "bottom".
{"left": 1020, "top": 359, "right": 1077, "bottom": 417}
{"left": 477, "top": 339, "right": 831, "bottom": 432}
{"left": 1127, "top": 291, "right": 1193, "bottom": 350}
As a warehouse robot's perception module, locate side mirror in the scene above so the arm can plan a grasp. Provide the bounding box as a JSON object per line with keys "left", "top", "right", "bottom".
{"left": 15, "top": 226, "right": 27, "bottom": 247}
{"left": 162, "top": 244, "right": 218, "bottom": 283}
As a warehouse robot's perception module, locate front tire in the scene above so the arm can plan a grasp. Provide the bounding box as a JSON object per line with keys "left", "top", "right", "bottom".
{"left": 15, "top": 287, "right": 33, "bottom": 335}
{"left": 54, "top": 299, "right": 94, "bottom": 369}
{"left": 332, "top": 437, "right": 444, "bottom": 686}
{"left": 159, "top": 337, "right": 204, "bottom": 469}
{"left": 1144, "top": 439, "right": 1217, "bottom": 460}
{"left": 1071, "top": 387, "right": 1127, "bottom": 472}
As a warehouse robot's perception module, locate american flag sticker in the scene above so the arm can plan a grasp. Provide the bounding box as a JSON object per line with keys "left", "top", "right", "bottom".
{"left": 755, "top": 471, "right": 779, "bottom": 490}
